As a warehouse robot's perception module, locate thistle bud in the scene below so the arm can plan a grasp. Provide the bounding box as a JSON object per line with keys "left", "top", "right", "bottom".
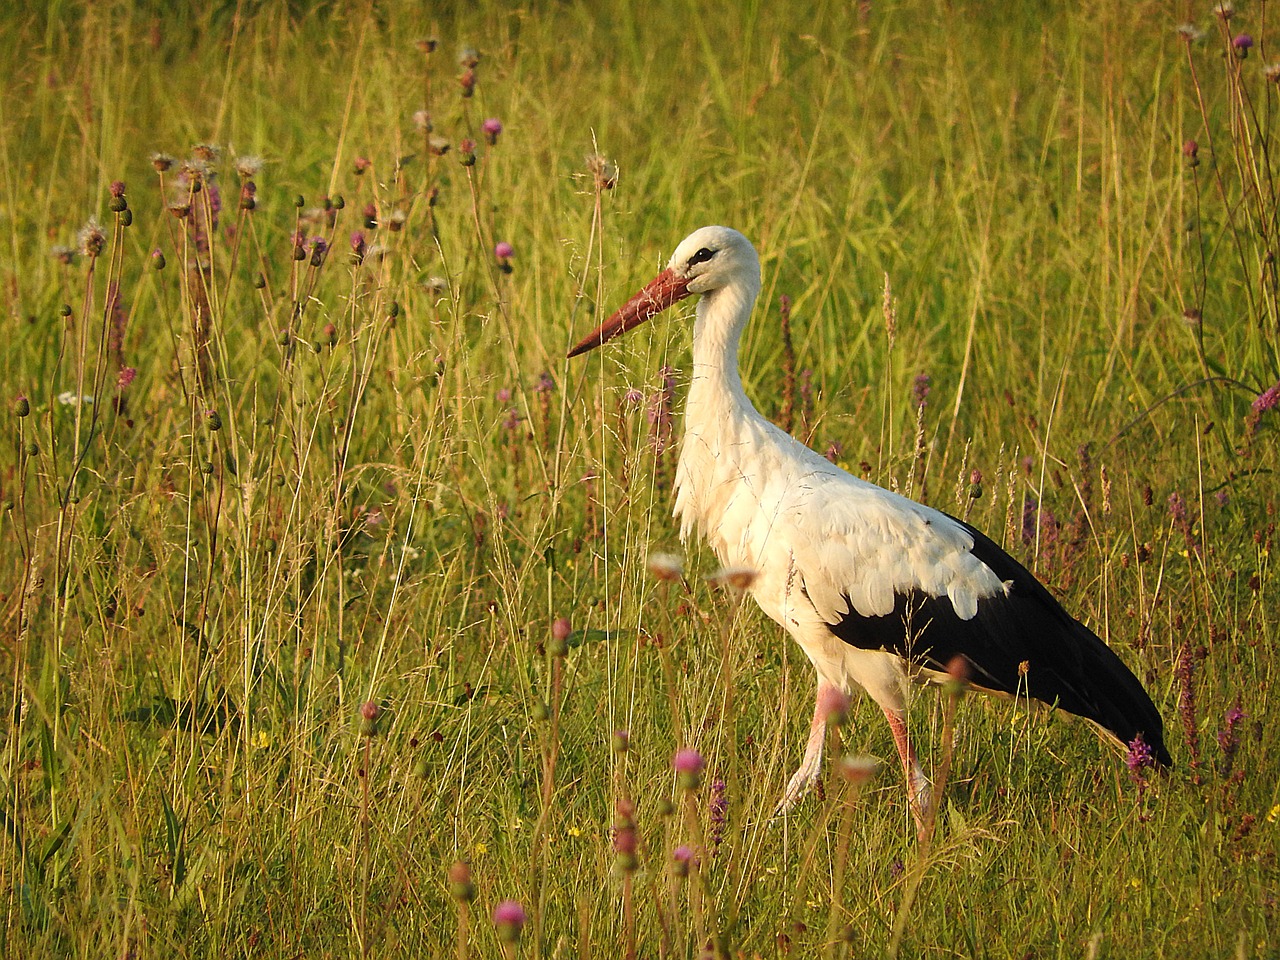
{"left": 448, "top": 860, "right": 475, "bottom": 902}
{"left": 359, "top": 699, "right": 381, "bottom": 737}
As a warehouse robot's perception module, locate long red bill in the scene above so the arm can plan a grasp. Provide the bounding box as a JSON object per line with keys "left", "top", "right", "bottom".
{"left": 567, "top": 268, "right": 692, "bottom": 358}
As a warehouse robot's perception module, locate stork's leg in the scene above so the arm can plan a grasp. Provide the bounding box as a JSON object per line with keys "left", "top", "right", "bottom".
{"left": 774, "top": 677, "right": 841, "bottom": 814}
{"left": 882, "top": 707, "right": 933, "bottom": 838}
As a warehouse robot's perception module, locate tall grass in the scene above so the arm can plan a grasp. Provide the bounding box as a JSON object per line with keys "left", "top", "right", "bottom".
{"left": 0, "top": 1, "right": 1276, "bottom": 957}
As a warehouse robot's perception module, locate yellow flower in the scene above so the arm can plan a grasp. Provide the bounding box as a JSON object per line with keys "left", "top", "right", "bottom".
{"left": 252, "top": 729, "right": 272, "bottom": 749}
{"left": 567, "top": 826, "right": 582, "bottom": 838}
{"left": 1267, "top": 804, "right": 1280, "bottom": 824}
{"left": 474, "top": 842, "right": 488, "bottom": 856}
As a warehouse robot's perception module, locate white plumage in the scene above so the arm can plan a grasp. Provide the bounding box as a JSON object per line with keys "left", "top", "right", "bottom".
{"left": 569, "top": 226, "right": 1169, "bottom": 828}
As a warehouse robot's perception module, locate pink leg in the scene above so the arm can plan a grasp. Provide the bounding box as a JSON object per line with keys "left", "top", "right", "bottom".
{"left": 776, "top": 678, "right": 841, "bottom": 814}
{"left": 883, "top": 708, "right": 932, "bottom": 837}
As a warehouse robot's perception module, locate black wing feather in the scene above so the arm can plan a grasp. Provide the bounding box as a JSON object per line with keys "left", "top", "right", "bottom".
{"left": 828, "top": 515, "right": 1171, "bottom": 765}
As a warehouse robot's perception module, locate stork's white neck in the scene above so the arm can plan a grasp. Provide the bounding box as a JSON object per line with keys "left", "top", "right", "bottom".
{"left": 673, "top": 273, "right": 771, "bottom": 552}
{"left": 686, "top": 279, "right": 760, "bottom": 422}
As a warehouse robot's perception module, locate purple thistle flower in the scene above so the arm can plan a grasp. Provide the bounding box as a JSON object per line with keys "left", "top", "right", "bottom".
{"left": 1234, "top": 33, "right": 1254, "bottom": 55}
{"left": 483, "top": 117, "right": 503, "bottom": 145}
{"left": 673, "top": 747, "right": 705, "bottom": 790}
{"left": 494, "top": 241, "right": 514, "bottom": 260}
{"left": 672, "top": 844, "right": 697, "bottom": 877}
{"left": 496, "top": 387, "right": 511, "bottom": 403}
{"left": 673, "top": 748, "right": 704, "bottom": 775}
{"left": 492, "top": 900, "right": 526, "bottom": 943}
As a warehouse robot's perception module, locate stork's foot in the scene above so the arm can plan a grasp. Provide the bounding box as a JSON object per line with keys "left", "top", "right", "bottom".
{"left": 908, "top": 767, "right": 935, "bottom": 840}
{"left": 774, "top": 760, "right": 821, "bottom": 816}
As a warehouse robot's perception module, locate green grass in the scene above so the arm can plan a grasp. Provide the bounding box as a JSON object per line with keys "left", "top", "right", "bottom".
{"left": 0, "top": 1, "right": 1277, "bottom": 957}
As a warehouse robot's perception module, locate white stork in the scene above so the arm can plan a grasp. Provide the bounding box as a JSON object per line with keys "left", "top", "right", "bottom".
{"left": 568, "top": 226, "right": 1170, "bottom": 829}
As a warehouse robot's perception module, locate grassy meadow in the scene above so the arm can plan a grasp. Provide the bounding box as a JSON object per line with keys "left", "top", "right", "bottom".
{"left": 1, "top": 0, "right": 1279, "bottom": 956}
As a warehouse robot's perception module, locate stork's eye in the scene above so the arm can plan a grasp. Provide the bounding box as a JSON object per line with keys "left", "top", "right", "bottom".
{"left": 687, "top": 247, "right": 716, "bottom": 267}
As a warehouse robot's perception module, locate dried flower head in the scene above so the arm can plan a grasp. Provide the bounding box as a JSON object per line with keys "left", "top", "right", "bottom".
{"left": 1176, "top": 22, "right": 1205, "bottom": 42}
{"left": 1266, "top": 63, "right": 1280, "bottom": 84}
{"left": 458, "top": 46, "right": 481, "bottom": 68}
{"left": 836, "top": 754, "right": 880, "bottom": 786}
{"left": 191, "top": 142, "right": 220, "bottom": 163}
{"left": 150, "top": 152, "right": 175, "bottom": 172}
{"left": 415, "top": 37, "right": 438, "bottom": 55}
{"left": 1214, "top": 2, "right": 1235, "bottom": 21}
{"left": 78, "top": 218, "right": 106, "bottom": 258}
{"left": 707, "top": 565, "right": 758, "bottom": 592}
{"left": 234, "top": 155, "right": 264, "bottom": 178}
{"left": 647, "top": 551, "right": 684, "bottom": 582}
{"left": 586, "top": 153, "right": 618, "bottom": 190}
{"left": 412, "top": 110, "right": 433, "bottom": 133}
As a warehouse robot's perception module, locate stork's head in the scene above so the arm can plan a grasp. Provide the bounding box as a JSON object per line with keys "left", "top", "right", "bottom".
{"left": 567, "top": 226, "right": 760, "bottom": 357}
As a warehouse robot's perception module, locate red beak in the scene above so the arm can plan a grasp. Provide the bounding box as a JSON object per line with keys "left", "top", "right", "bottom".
{"left": 567, "top": 268, "right": 693, "bottom": 358}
